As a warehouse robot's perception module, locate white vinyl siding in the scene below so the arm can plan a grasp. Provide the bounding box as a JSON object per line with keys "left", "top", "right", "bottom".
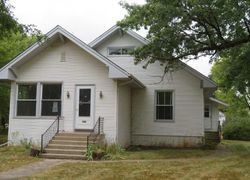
{"left": 8, "top": 39, "right": 118, "bottom": 144}
{"left": 95, "top": 32, "right": 204, "bottom": 139}
{"left": 117, "top": 85, "right": 131, "bottom": 146}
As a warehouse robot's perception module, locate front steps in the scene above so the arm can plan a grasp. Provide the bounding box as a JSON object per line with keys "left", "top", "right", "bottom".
{"left": 40, "top": 132, "right": 90, "bottom": 160}
{"left": 204, "top": 131, "right": 221, "bottom": 148}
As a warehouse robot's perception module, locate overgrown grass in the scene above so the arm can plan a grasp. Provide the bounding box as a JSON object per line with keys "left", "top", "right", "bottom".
{"left": 222, "top": 140, "right": 250, "bottom": 156}
{"left": 24, "top": 155, "right": 250, "bottom": 179}
{"left": 0, "top": 146, "right": 40, "bottom": 172}
{"left": 123, "top": 148, "right": 214, "bottom": 160}
{"left": 87, "top": 144, "right": 215, "bottom": 160}
{"left": 23, "top": 140, "right": 250, "bottom": 179}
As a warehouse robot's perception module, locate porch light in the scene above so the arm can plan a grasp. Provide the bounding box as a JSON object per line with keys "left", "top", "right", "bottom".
{"left": 67, "top": 91, "right": 70, "bottom": 98}
{"left": 99, "top": 91, "right": 103, "bottom": 99}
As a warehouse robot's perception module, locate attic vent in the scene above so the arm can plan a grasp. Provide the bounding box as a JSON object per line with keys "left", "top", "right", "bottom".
{"left": 60, "top": 52, "right": 66, "bottom": 62}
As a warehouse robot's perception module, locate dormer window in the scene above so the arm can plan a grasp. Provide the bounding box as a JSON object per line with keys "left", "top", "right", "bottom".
{"left": 108, "top": 47, "right": 134, "bottom": 56}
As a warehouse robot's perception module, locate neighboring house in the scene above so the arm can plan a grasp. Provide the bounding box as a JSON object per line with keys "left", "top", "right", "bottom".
{"left": 0, "top": 25, "right": 227, "bottom": 147}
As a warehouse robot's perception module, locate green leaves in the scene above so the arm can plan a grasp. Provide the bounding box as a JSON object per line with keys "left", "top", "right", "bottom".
{"left": 210, "top": 43, "right": 250, "bottom": 118}
{"left": 118, "top": 0, "right": 250, "bottom": 71}
{"left": 0, "top": 0, "right": 41, "bottom": 40}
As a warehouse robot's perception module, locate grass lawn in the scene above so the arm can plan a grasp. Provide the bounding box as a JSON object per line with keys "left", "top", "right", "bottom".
{"left": 0, "top": 146, "right": 40, "bottom": 172}
{"left": 23, "top": 140, "right": 250, "bottom": 180}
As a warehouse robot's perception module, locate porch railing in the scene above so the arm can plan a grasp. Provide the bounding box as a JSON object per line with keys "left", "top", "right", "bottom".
{"left": 41, "top": 115, "right": 60, "bottom": 152}
{"left": 87, "top": 117, "right": 104, "bottom": 148}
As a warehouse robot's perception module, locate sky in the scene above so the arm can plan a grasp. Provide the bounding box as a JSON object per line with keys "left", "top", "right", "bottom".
{"left": 9, "top": 0, "right": 213, "bottom": 76}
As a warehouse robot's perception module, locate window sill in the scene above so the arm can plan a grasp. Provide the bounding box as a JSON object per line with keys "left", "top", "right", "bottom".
{"left": 107, "top": 55, "right": 132, "bottom": 57}
{"left": 13, "top": 116, "right": 59, "bottom": 119}
{"left": 155, "top": 120, "right": 175, "bottom": 123}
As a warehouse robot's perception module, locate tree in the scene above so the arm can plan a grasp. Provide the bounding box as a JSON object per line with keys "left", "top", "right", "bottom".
{"left": 210, "top": 44, "right": 250, "bottom": 112}
{"left": 0, "top": 0, "right": 41, "bottom": 39}
{"left": 118, "top": 0, "right": 250, "bottom": 71}
{"left": 0, "top": 0, "right": 40, "bottom": 130}
{"left": 0, "top": 33, "right": 36, "bottom": 130}
{"left": 210, "top": 44, "right": 250, "bottom": 140}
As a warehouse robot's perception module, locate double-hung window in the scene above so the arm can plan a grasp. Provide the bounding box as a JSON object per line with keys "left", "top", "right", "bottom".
{"left": 155, "top": 91, "right": 173, "bottom": 121}
{"left": 204, "top": 104, "right": 210, "bottom": 118}
{"left": 16, "top": 84, "right": 37, "bottom": 116}
{"left": 41, "top": 84, "right": 62, "bottom": 116}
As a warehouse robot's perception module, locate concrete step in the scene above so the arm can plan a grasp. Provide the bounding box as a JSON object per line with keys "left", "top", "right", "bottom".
{"left": 57, "top": 132, "right": 90, "bottom": 137}
{"left": 44, "top": 148, "right": 86, "bottom": 155}
{"left": 50, "top": 140, "right": 87, "bottom": 145}
{"left": 40, "top": 153, "right": 86, "bottom": 160}
{"left": 47, "top": 144, "right": 87, "bottom": 150}
{"left": 53, "top": 136, "right": 87, "bottom": 141}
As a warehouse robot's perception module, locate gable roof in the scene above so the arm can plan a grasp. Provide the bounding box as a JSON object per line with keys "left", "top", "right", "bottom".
{"left": 0, "top": 25, "right": 144, "bottom": 88}
{"left": 89, "top": 25, "right": 217, "bottom": 88}
{"left": 89, "top": 25, "right": 148, "bottom": 48}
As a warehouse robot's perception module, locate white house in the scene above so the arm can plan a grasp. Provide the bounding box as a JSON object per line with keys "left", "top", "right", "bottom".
{"left": 0, "top": 25, "right": 227, "bottom": 148}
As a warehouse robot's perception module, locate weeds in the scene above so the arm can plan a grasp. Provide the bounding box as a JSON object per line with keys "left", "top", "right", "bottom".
{"left": 86, "top": 143, "right": 125, "bottom": 160}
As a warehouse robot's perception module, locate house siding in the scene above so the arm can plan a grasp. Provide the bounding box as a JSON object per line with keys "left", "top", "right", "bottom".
{"left": 211, "top": 102, "right": 219, "bottom": 131}
{"left": 95, "top": 32, "right": 205, "bottom": 146}
{"left": 117, "top": 84, "right": 131, "bottom": 147}
{"left": 8, "top": 39, "right": 118, "bottom": 144}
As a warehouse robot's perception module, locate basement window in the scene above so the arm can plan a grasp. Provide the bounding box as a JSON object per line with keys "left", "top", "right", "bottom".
{"left": 16, "top": 84, "right": 37, "bottom": 116}
{"left": 41, "top": 84, "right": 62, "bottom": 116}
{"left": 108, "top": 47, "right": 134, "bottom": 56}
{"left": 155, "top": 91, "right": 174, "bottom": 121}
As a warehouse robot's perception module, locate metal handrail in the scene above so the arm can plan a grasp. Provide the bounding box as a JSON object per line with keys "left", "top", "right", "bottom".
{"left": 87, "top": 117, "right": 104, "bottom": 148}
{"left": 41, "top": 115, "right": 60, "bottom": 152}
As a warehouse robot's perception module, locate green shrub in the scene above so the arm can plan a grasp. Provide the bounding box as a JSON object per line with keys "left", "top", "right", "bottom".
{"left": 86, "top": 143, "right": 125, "bottom": 160}
{"left": 20, "top": 138, "right": 32, "bottom": 149}
{"left": 0, "top": 135, "right": 7, "bottom": 144}
{"left": 223, "top": 117, "right": 250, "bottom": 140}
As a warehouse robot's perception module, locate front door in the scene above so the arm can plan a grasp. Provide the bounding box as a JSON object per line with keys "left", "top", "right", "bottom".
{"left": 75, "top": 86, "right": 95, "bottom": 129}
{"left": 204, "top": 104, "right": 212, "bottom": 130}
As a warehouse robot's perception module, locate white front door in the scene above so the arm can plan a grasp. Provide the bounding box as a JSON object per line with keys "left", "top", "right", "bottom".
{"left": 204, "top": 104, "right": 212, "bottom": 130}
{"left": 75, "top": 86, "right": 95, "bottom": 129}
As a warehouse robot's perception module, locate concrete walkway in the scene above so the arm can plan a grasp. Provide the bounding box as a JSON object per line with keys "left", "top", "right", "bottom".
{"left": 0, "top": 159, "right": 64, "bottom": 180}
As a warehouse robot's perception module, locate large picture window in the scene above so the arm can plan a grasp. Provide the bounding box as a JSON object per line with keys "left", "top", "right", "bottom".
{"left": 41, "top": 84, "right": 62, "bottom": 116}
{"left": 17, "top": 84, "right": 37, "bottom": 116}
{"left": 155, "top": 91, "right": 173, "bottom": 121}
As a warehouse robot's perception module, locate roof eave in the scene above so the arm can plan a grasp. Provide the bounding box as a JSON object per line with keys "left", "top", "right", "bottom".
{"left": 89, "top": 25, "right": 148, "bottom": 48}
{"left": 0, "top": 25, "right": 137, "bottom": 80}
{"left": 209, "top": 97, "right": 228, "bottom": 107}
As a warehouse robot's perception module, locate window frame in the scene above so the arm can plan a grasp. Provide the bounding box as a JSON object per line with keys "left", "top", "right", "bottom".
{"left": 40, "top": 83, "right": 62, "bottom": 117}
{"left": 204, "top": 104, "right": 211, "bottom": 118}
{"left": 107, "top": 46, "right": 135, "bottom": 56}
{"left": 154, "top": 90, "right": 175, "bottom": 122}
{"left": 15, "top": 83, "right": 38, "bottom": 117}
{"left": 14, "top": 82, "right": 63, "bottom": 118}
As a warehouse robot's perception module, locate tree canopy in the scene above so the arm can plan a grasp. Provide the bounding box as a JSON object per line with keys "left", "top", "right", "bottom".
{"left": 210, "top": 44, "right": 250, "bottom": 112}
{"left": 118, "top": 0, "right": 250, "bottom": 71}
{"left": 0, "top": 0, "right": 40, "bottom": 130}
{"left": 0, "top": 0, "right": 41, "bottom": 39}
